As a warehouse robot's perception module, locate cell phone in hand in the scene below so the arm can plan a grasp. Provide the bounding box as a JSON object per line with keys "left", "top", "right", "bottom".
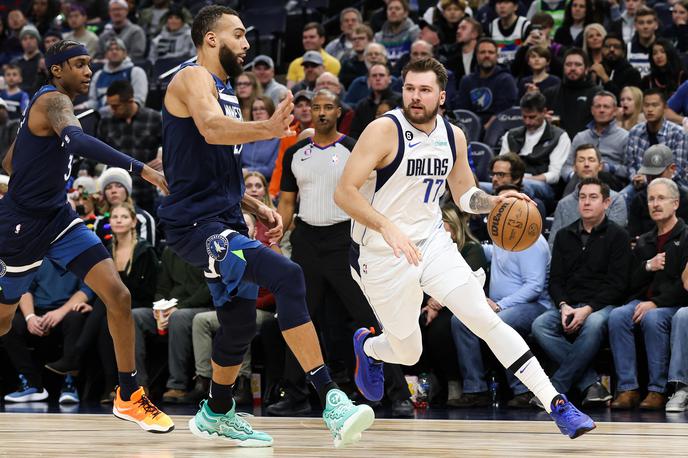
{"left": 565, "top": 314, "right": 574, "bottom": 326}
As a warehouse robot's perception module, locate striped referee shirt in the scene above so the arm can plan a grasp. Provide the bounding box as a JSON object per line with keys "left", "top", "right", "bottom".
{"left": 281, "top": 135, "right": 356, "bottom": 226}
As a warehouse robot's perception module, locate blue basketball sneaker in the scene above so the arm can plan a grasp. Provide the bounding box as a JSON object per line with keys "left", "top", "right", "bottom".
{"left": 549, "top": 394, "right": 596, "bottom": 439}
{"left": 59, "top": 374, "right": 79, "bottom": 404}
{"left": 4, "top": 374, "right": 49, "bottom": 403}
{"left": 353, "top": 327, "right": 384, "bottom": 401}
{"left": 322, "top": 389, "right": 375, "bottom": 448}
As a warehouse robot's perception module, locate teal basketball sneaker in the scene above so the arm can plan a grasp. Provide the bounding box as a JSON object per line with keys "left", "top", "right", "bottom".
{"left": 322, "top": 389, "right": 375, "bottom": 447}
{"left": 189, "top": 399, "right": 273, "bottom": 447}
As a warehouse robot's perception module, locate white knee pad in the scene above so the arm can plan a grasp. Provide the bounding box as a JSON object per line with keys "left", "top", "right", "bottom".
{"left": 388, "top": 328, "right": 423, "bottom": 366}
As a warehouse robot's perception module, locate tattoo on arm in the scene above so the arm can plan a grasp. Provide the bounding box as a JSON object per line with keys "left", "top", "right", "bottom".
{"left": 469, "top": 190, "right": 493, "bottom": 213}
{"left": 45, "top": 93, "right": 80, "bottom": 135}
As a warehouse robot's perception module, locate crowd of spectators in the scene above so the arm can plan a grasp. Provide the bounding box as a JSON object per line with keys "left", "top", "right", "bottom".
{"left": 0, "top": 0, "right": 687, "bottom": 417}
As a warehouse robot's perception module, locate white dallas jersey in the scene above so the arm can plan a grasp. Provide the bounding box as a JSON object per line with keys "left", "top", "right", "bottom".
{"left": 352, "top": 109, "right": 457, "bottom": 250}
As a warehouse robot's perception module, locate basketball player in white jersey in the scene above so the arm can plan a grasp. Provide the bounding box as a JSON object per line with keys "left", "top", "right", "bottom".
{"left": 335, "top": 57, "right": 595, "bottom": 439}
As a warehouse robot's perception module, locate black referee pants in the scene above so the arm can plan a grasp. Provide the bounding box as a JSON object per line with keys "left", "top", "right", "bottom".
{"left": 282, "top": 219, "right": 411, "bottom": 402}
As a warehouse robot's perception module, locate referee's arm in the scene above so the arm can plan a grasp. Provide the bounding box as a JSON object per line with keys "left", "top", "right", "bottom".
{"left": 276, "top": 142, "right": 300, "bottom": 235}
{"left": 277, "top": 191, "right": 297, "bottom": 234}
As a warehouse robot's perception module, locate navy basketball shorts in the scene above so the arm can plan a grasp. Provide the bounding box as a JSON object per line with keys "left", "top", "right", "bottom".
{"left": 165, "top": 221, "right": 262, "bottom": 307}
{"left": 0, "top": 202, "right": 106, "bottom": 304}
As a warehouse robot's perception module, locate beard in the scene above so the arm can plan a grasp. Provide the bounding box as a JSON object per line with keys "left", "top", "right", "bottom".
{"left": 403, "top": 102, "right": 440, "bottom": 124}
{"left": 219, "top": 43, "right": 244, "bottom": 78}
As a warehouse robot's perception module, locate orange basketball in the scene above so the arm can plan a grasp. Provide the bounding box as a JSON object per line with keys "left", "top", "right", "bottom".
{"left": 487, "top": 197, "right": 542, "bottom": 251}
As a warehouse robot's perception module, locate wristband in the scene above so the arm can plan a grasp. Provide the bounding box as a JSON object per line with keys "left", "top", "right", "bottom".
{"left": 458, "top": 186, "right": 482, "bottom": 214}
{"left": 645, "top": 260, "right": 652, "bottom": 271}
{"left": 25, "top": 313, "right": 36, "bottom": 322}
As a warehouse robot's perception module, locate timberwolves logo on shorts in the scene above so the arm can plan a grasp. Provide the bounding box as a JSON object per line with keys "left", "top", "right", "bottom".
{"left": 206, "top": 234, "right": 229, "bottom": 262}
{"left": 0, "top": 259, "right": 6, "bottom": 278}
{"left": 470, "top": 87, "right": 493, "bottom": 111}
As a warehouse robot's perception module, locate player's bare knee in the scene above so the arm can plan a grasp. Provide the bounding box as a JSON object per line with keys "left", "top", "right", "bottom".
{"left": 104, "top": 286, "right": 132, "bottom": 316}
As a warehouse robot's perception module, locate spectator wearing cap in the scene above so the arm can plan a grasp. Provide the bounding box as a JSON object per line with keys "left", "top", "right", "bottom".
{"left": 268, "top": 90, "right": 313, "bottom": 198}
{"left": 339, "top": 24, "right": 374, "bottom": 88}
{"left": 94, "top": 167, "right": 157, "bottom": 246}
{"left": 70, "top": 175, "right": 98, "bottom": 220}
{"left": 252, "top": 55, "right": 288, "bottom": 105}
{"left": 374, "top": 0, "right": 420, "bottom": 65}
{"left": 0, "top": 98, "right": 18, "bottom": 172}
{"left": 624, "top": 89, "right": 688, "bottom": 198}
{"left": 609, "top": 177, "right": 688, "bottom": 411}
{"left": 287, "top": 22, "right": 341, "bottom": 89}
{"left": 291, "top": 51, "right": 325, "bottom": 93}
{"left": 148, "top": 5, "right": 194, "bottom": 64}
{"left": 325, "top": 7, "right": 362, "bottom": 61}
{"left": 349, "top": 64, "right": 402, "bottom": 139}
{"left": 139, "top": 0, "right": 192, "bottom": 38}
{"left": 97, "top": 80, "right": 161, "bottom": 215}
{"left": 62, "top": 4, "right": 99, "bottom": 56}
{"left": 81, "top": 38, "right": 148, "bottom": 110}
{"left": 12, "top": 24, "right": 46, "bottom": 96}
{"left": 628, "top": 145, "right": 688, "bottom": 238}
{"left": 1, "top": 64, "right": 29, "bottom": 120}
{"left": 97, "top": 0, "right": 146, "bottom": 60}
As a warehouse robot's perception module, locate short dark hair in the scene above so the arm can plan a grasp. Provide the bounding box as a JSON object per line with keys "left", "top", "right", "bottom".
{"left": 106, "top": 80, "right": 134, "bottom": 100}
{"left": 519, "top": 91, "right": 547, "bottom": 112}
{"left": 494, "top": 183, "right": 522, "bottom": 194}
{"left": 459, "top": 17, "right": 483, "bottom": 39}
{"left": 489, "top": 152, "right": 526, "bottom": 184}
{"left": 304, "top": 21, "right": 325, "bottom": 38}
{"left": 578, "top": 176, "right": 610, "bottom": 199}
{"left": 643, "top": 87, "right": 667, "bottom": 104}
{"left": 45, "top": 39, "right": 83, "bottom": 80}
{"left": 401, "top": 57, "right": 448, "bottom": 90}
{"left": 389, "top": 0, "right": 410, "bottom": 12}
{"left": 635, "top": 6, "right": 658, "bottom": 22}
{"left": 4, "top": 63, "right": 21, "bottom": 74}
{"left": 312, "top": 88, "right": 341, "bottom": 109}
{"left": 603, "top": 33, "right": 626, "bottom": 54}
{"left": 191, "top": 5, "right": 239, "bottom": 47}
{"left": 563, "top": 47, "right": 590, "bottom": 67}
{"left": 574, "top": 143, "right": 602, "bottom": 162}
{"left": 531, "top": 11, "right": 554, "bottom": 29}
{"left": 526, "top": 45, "right": 551, "bottom": 61}
{"left": 476, "top": 37, "right": 498, "bottom": 51}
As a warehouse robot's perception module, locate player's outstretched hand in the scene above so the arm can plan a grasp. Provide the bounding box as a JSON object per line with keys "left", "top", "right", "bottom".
{"left": 495, "top": 189, "right": 533, "bottom": 205}
{"left": 256, "top": 205, "right": 284, "bottom": 244}
{"left": 268, "top": 91, "right": 295, "bottom": 138}
{"left": 141, "top": 164, "right": 169, "bottom": 195}
{"left": 381, "top": 222, "right": 422, "bottom": 266}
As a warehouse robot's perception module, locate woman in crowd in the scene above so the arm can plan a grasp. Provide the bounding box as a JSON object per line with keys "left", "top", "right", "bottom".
{"left": 93, "top": 168, "right": 157, "bottom": 247}
{"left": 432, "top": 0, "right": 467, "bottom": 45}
{"left": 45, "top": 203, "right": 158, "bottom": 403}
{"left": 663, "top": 0, "right": 688, "bottom": 53}
{"left": 554, "top": 0, "right": 593, "bottom": 47}
{"left": 241, "top": 96, "right": 281, "bottom": 182}
{"left": 235, "top": 71, "right": 262, "bottom": 121}
{"left": 582, "top": 23, "right": 606, "bottom": 66}
{"left": 641, "top": 39, "right": 687, "bottom": 96}
{"left": 617, "top": 85, "right": 645, "bottom": 130}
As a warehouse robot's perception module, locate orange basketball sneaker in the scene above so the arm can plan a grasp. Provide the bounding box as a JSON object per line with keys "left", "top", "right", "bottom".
{"left": 113, "top": 386, "right": 174, "bottom": 433}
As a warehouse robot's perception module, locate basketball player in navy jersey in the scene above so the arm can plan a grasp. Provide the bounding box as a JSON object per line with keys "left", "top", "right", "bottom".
{"left": 159, "top": 6, "right": 373, "bottom": 447}
{"left": 336, "top": 58, "right": 596, "bottom": 439}
{"left": 0, "top": 40, "right": 173, "bottom": 432}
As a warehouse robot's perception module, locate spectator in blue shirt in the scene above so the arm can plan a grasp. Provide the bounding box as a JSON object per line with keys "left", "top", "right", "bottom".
{"left": 450, "top": 185, "right": 551, "bottom": 408}
{"left": 2, "top": 259, "right": 94, "bottom": 404}
{"left": 0, "top": 63, "right": 29, "bottom": 120}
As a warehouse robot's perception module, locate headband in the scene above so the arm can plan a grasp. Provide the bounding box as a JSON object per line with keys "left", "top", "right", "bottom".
{"left": 45, "top": 45, "right": 89, "bottom": 68}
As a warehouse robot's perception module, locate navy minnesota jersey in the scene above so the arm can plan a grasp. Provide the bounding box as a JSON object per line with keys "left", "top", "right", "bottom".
{"left": 158, "top": 63, "right": 246, "bottom": 229}
{"left": 5, "top": 85, "right": 73, "bottom": 215}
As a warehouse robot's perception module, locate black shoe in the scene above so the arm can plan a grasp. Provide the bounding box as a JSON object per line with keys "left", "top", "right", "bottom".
{"left": 391, "top": 399, "right": 414, "bottom": 418}
{"left": 507, "top": 392, "right": 535, "bottom": 408}
{"left": 189, "top": 375, "right": 210, "bottom": 402}
{"left": 582, "top": 381, "right": 612, "bottom": 406}
{"left": 446, "top": 392, "right": 491, "bottom": 408}
{"left": 265, "top": 394, "right": 312, "bottom": 416}
{"left": 45, "top": 357, "right": 79, "bottom": 376}
{"left": 234, "top": 375, "right": 253, "bottom": 406}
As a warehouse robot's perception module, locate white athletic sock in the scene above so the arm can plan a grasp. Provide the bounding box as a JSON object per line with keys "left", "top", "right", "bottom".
{"left": 442, "top": 277, "right": 559, "bottom": 413}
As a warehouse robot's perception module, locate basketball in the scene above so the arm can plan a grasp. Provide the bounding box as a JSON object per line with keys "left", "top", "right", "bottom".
{"left": 487, "top": 197, "right": 542, "bottom": 251}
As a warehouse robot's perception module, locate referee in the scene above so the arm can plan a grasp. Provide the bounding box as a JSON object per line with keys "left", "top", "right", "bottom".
{"left": 272, "top": 89, "right": 413, "bottom": 418}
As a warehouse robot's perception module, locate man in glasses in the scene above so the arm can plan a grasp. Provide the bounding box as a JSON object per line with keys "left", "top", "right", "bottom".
{"left": 589, "top": 34, "right": 641, "bottom": 99}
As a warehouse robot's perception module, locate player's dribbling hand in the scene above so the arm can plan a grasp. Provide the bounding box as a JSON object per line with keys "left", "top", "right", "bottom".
{"left": 269, "top": 91, "right": 296, "bottom": 138}
{"left": 141, "top": 165, "right": 169, "bottom": 195}
{"left": 494, "top": 190, "right": 533, "bottom": 205}
{"left": 380, "top": 222, "right": 422, "bottom": 266}
{"left": 256, "top": 205, "right": 284, "bottom": 244}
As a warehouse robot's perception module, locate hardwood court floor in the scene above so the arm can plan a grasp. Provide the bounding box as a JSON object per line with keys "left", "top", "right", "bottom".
{"left": 0, "top": 413, "right": 687, "bottom": 457}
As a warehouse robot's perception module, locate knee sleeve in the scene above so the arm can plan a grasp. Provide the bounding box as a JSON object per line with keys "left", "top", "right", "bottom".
{"left": 247, "top": 248, "right": 310, "bottom": 331}
{"left": 369, "top": 328, "right": 423, "bottom": 366}
{"left": 212, "top": 299, "right": 257, "bottom": 367}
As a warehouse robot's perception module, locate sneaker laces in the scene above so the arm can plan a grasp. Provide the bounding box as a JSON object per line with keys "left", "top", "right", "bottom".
{"left": 136, "top": 395, "right": 161, "bottom": 418}
{"left": 218, "top": 411, "right": 254, "bottom": 434}
{"left": 554, "top": 401, "right": 584, "bottom": 423}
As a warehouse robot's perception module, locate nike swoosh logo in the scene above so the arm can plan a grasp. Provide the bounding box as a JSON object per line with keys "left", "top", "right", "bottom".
{"left": 519, "top": 360, "right": 532, "bottom": 374}
{"left": 300, "top": 157, "right": 311, "bottom": 161}
{"left": 409, "top": 142, "right": 421, "bottom": 148}
{"left": 308, "top": 366, "right": 324, "bottom": 376}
